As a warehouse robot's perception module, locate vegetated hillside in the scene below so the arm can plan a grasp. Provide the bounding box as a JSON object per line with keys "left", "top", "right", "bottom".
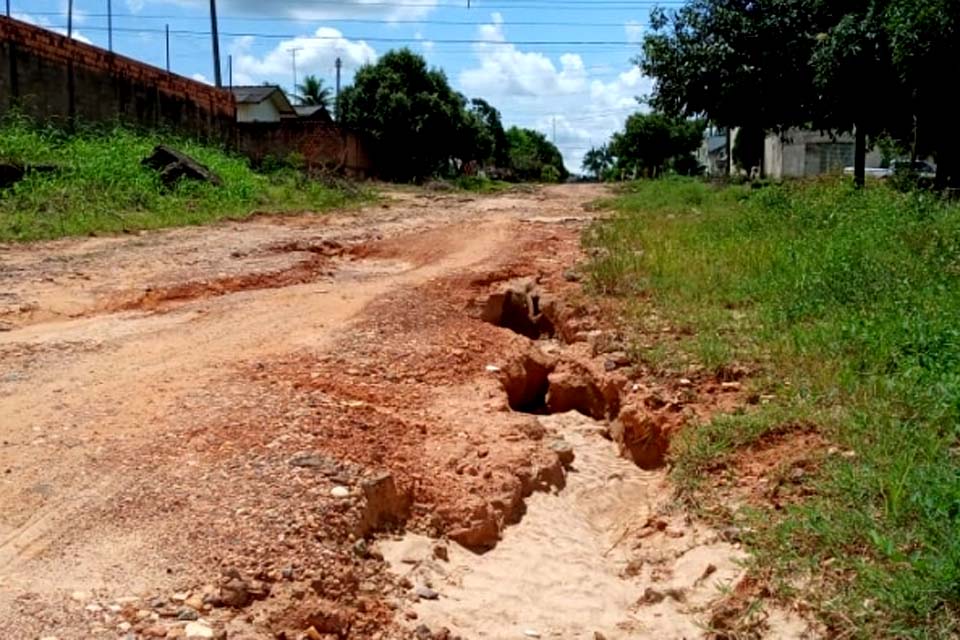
{"left": 588, "top": 177, "right": 960, "bottom": 638}
{"left": 0, "top": 117, "right": 362, "bottom": 242}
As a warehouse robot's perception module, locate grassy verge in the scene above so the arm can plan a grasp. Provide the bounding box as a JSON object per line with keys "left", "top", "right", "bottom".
{"left": 586, "top": 177, "right": 960, "bottom": 637}
{"left": 0, "top": 117, "right": 369, "bottom": 242}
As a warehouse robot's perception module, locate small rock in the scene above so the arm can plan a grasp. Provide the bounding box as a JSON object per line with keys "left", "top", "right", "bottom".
{"left": 720, "top": 381, "right": 741, "bottom": 391}
{"left": 562, "top": 268, "right": 580, "bottom": 282}
{"left": 415, "top": 625, "right": 432, "bottom": 640}
{"left": 432, "top": 544, "right": 449, "bottom": 562}
{"left": 184, "top": 621, "right": 214, "bottom": 639}
{"left": 549, "top": 439, "right": 575, "bottom": 467}
{"left": 679, "top": 378, "right": 693, "bottom": 387}
{"left": 171, "top": 592, "right": 189, "bottom": 602}
{"left": 304, "top": 627, "right": 323, "bottom": 640}
{"left": 353, "top": 539, "right": 369, "bottom": 558}
{"left": 118, "top": 622, "right": 132, "bottom": 632}
{"left": 185, "top": 595, "right": 205, "bottom": 611}
{"left": 85, "top": 603, "right": 103, "bottom": 613}
{"left": 639, "top": 588, "right": 666, "bottom": 604}
{"left": 405, "top": 610, "right": 419, "bottom": 620}
{"left": 177, "top": 607, "right": 199, "bottom": 621}
{"left": 485, "top": 364, "right": 501, "bottom": 373}
{"left": 141, "top": 626, "right": 169, "bottom": 638}
{"left": 594, "top": 633, "right": 607, "bottom": 640}
{"left": 219, "top": 578, "right": 251, "bottom": 608}
{"left": 523, "top": 631, "right": 541, "bottom": 638}
{"left": 413, "top": 585, "right": 439, "bottom": 600}
{"left": 71, "top": 590, "right": 90, "bottom": 602}
{"left": 330, "top": 486, "right": 351, "bottom": 498}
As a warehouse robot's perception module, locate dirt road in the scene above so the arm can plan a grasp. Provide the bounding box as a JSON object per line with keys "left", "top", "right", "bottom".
{"left": 0, "top": 185, "right": 796, "bottom": 639}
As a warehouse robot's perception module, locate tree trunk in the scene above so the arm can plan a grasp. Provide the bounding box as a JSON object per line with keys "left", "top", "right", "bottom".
{"left": 854, "top": 125, "right": 866, "bottom": 189}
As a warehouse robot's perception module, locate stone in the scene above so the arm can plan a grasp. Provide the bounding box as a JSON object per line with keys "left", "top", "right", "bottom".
{"left": 185, "top": 595, "right": 205, "bottom": 611}
{"left": 303, "top": 601, "right": 352, "bottom": 635}
{"left": 545, "top": 363, "right": 609, "bottom": 420}
{"left": 141, "top": 625, "right": 169, "bottom": 638}
{"left": 356, "top": 472, "right": 411, "bottom": 535}
{"left": 70, "top": 590, "right": 90, "bottom": 602}
{"left": 142, "top": 145, "right": 223, "bottom": 188}
{"left": 219, "top": 578, "right": 252, "bottom": 608}
{"left": 549, "top": 439, "right": 575, "bottom": 467}
{"left": 413, "top": 585, "right": 439, "bottom": 600}
{"left": 481, "top": 277, "right": 546, "bottom": 339}
{"left": 330, "top": 486, "right": 351, "bottom": 498}
{"left": 415, "top": 625, "right": 432, "bottom": 640}
{"left": 432, "top": 544, "right": 449, "bottom": 562}
{"left": 177, "top": 607, "right": 199, "bottom": 621}
{"left": 184, "top": 622, "right": 214, "bottom": 639}
{"left": 610, "top": 404, "right": 669, "bottom": 470}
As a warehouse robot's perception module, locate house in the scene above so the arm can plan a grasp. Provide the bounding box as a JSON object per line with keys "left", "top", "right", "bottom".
{"left": 764, "top": 129, "right": 882, "bottom": 179}
{"left": 231, "top": 86, "right": 297, "bottom": 123}
{"left": 294, "top": 105, "right": 333, "bottom": 123}
{"left": 698, "top": 128, "right": 729, "bottom": 176}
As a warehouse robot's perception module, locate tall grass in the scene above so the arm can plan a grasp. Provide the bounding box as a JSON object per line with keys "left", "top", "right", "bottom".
{"left": 0, "top": 117, "right": 364, "bottom": 242}
{"left": 588, "top": 177, "right": 960, "bottom": 637}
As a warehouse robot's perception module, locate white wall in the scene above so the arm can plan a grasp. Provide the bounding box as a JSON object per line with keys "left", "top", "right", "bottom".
{"left": 237, "top": 101, "right": 281, "bottom": 123}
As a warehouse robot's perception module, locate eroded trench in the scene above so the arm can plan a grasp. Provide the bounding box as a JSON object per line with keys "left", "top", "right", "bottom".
{"left": 377, "top": 277, "right": 740, "bottom": 640}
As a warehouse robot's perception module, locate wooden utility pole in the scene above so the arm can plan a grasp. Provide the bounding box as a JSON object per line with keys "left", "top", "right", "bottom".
{"left": 209, "top": 0, "right": 223, "bottom": 87}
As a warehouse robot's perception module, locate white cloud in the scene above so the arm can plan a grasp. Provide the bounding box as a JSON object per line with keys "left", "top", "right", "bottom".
{"left": 14, "top": 12, "right": 92, "bottom": 44}
{"left": 457, "top": 13, "right": 652, "bottom": 172}
{"left": 229, "top": 28, "right": 376, "bottom": 88}
{"left": 625, "top": 20, "right": 644, "bottom": 44}
{"left": 126, "top": 0, "right": 146, "bottom": 13}
{"left": 191, "top": 73, "right": 212, "bottom": 85}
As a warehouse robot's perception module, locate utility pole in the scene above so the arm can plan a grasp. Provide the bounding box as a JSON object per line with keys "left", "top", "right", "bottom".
{"left": 209, "top": 0, "right": 223, "bottom": 87}
{"left": 228, "top": 55, "right": 233, "bottom": 90}
{"left": 287, "top": 46, "right": 303, "bottom": 103}
{"left": 552, "top": 116, "right": 557, "bottom": 145}
{"left": 6, "top": 0, "right": 10, "bottom": 18}
{"left": 107, "top": 0, "right": 113, "bottom": 51}
{"left": 335, "top": 57, "right": 342, "bottom": 120}
{"left": 67, "top": 0, "right": 73, "bottom": 38}
{"left": 165, "top": 24, "right": 170, "bottom": 72}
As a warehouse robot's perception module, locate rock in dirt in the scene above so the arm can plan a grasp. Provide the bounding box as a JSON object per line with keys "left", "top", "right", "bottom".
{"left": 414, "top": 585, "right": 440, "bottom": 600}
{"left": 183, "top": 621, "right": 214, "bottom": 639}
{"left": 549, "top": 439, "right": 575, "bottom": 467}
{"left": 142, "top": 145, "right": 223, "bottom": 188}
{"left": 356, "top": 472, "right": 411, "bottom": 536}
{"left": 447, "top": 516, "right": 500, "bottom": 551}
{"left": 609, "top": 404, "right": 669, "bottom": 470}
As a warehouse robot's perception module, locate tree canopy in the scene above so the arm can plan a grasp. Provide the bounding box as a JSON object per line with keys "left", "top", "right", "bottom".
{"left": 610, "top": 112, "right": 705, "bottom": 178}
{"left": 639, "top": 0, "right": 959, "bottom": 188}
{"left": 505, "top": 127, "right": 569, "bottom": 182}
{"left": 296, "top": 75, "right": 332, "bottom": 109}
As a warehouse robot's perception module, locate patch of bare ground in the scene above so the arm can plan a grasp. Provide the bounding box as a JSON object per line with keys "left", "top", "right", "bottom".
{"left": 0, "top": 184, "right": 809, "bottom": 639}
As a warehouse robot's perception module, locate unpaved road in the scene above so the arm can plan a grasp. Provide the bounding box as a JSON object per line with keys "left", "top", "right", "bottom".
{"left": 0, "top": 185, "right": 803, "bottom": 639}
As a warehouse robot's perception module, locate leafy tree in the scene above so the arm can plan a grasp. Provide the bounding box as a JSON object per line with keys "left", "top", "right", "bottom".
{"left": 609, "top": 112, "right": 705, "bottom": 177}
{"left": 505, "top": 127, "right": 568, "bottom": 182}
{"left": 296, "top": 75, "right": 333, "bottom": 109}
{"left": 468, "top": 98, "right": 509, "bottom": 167}
{"left": 582, "top": 144, "right": 614, "bottom": 180}
{"left": 337, "top": 49, "right": 473, "bottom": 181}
{"left": 732, "top": 125, "right": 766, "bottom": 173}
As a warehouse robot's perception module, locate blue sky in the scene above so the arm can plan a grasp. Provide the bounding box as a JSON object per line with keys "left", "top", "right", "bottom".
{"left": 11, "top": 0, "right": 660, "bottom": 171}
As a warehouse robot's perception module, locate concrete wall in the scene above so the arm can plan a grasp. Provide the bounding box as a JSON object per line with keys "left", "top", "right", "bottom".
{"left": 0, "top": 16, "right": 235, "bottom": 140}
{"left": 237, "top": 120, "right": 373, "bottom": 178}
{"left": 765, "top": 129, "right": 883, "bottom": 179}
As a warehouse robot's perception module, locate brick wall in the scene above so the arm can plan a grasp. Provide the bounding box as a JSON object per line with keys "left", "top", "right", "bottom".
{"left": 0, "top": 16, "right": 235, "bottom": 140}
{"left": 237, "top": 121, "right": 373, "bottom": 178}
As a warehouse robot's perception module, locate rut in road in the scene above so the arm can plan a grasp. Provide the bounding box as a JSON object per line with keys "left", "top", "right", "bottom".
{"left": 0, "top": 185, "right": 805, "bottom": 639}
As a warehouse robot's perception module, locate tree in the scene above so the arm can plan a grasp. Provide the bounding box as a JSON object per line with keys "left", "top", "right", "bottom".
{"left": 468, "top": 98, "right": 509, "bottom": 167}
{"left": 609, "top": 112, "right": 705, "bottom": 178}
{"left": 296, "top": 75, "right": 332, "bottom": 109}
{"left": 505, "top": 127, "right": 568, "bottom": 182}
{"left": 337, "top": 49, "right": 474, "bottom": 181}
{"left": 582, "top": 144, "right": 613, "bottom": 180}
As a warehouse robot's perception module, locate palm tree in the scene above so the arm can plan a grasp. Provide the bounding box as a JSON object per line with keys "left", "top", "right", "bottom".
{"left": 582, "top": 144, "right": 613, "bottom": 181}
{"left": 296, "top": 75, "right": 333, "bottom": 109}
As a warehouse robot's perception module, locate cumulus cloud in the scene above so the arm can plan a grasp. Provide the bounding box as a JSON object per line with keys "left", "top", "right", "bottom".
{"left": 14, "top": 12, "right": 93, "bottom": 44}
{"left": 229, "top": 28, "right": 376, "bottom": 88}
{"left": 191, "top": 72, "right": 212, "bottom": 85}
{"left": 457, "top": 13, "right": 653, "bottom": 172}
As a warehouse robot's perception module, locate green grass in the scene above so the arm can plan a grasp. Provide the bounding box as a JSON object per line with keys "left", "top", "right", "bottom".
{"left": 451, "top": 175, "right": 513, "bottom": 193}
{"left": 587, "top": 177, "right": 960, "bottom": 637}
{"left": 0, "top": 117, "right": 368, "bottom": 242}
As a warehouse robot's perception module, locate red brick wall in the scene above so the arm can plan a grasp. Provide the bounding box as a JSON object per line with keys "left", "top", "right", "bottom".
{"left": 0, "top": 16, "right": 235, "bottom": 140}
{"left": 237, "top": 121, "right": 373, "bottom": 178}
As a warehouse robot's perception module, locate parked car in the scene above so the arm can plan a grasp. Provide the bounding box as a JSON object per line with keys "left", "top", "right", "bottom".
{"left": 844, "top": 160, "right": 937, "bottom": 180}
